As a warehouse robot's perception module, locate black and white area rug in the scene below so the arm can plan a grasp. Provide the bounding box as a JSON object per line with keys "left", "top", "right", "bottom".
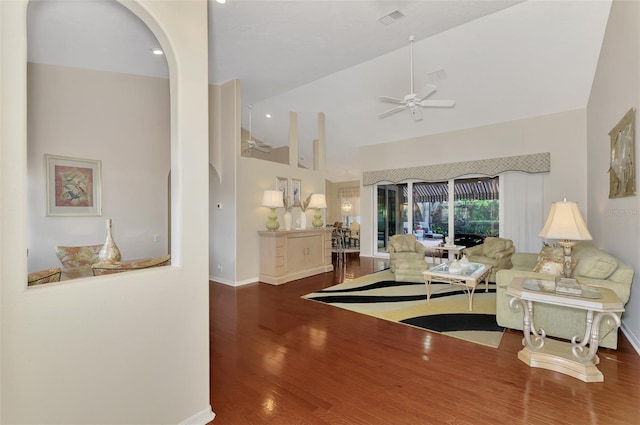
{"left": 303, "top": 269, "right": 504, "bottom": 348}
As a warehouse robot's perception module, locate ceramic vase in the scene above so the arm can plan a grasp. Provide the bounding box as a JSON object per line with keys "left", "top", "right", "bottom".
{"left": 283, "top": 211, "right": 293, "bottom": 231}
{"left": 299, "top": 211, "right": 307, "bottom": 229}
{"left": 98, "top": 218, "right": 121, "bottom": 263}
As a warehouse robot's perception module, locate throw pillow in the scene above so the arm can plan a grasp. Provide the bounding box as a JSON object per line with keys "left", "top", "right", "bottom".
{"left": 573, "top": 248, "right": 618, "bottom": 280}
{"left": 532, "top": 245, "right": 564, "bottom": 276}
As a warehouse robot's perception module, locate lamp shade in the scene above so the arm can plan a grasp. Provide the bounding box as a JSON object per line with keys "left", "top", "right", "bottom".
{"left": 262, "top": 190, "right": 284, "bottom": 208}
{"left": 539, "top": 200, "right": 592, "bottom": 241}
{"left": 307, "top": 193, "right": 327, "bottom": 209}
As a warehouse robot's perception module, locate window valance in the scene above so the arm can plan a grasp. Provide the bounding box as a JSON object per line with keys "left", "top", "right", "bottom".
{"left": 338, "top": 187, "right": 360, "bottom": 198}
{"left": 362, "top": 152, "right": 550, "bottom": 186}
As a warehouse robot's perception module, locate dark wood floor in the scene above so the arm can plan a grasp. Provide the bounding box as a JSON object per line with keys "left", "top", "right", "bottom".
{"left": 209, "top": 255, "right": 640, "bottom": 424}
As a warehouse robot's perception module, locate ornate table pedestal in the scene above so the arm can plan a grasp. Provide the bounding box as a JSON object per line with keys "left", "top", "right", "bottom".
{"left": 506, "top": 277, "right": 625, "bottom": 382}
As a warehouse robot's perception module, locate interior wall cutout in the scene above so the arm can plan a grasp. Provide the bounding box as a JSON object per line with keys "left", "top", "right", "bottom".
{"left": 26, "top": 0, "right": 171, "bottom": 276}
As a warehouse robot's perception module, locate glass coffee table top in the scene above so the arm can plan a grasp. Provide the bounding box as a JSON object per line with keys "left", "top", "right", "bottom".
{"left": 522, "top": 278, "right": 601, "bottom": 299}
{"left": 429, "top": 261, "right": 485, "bottom": 277}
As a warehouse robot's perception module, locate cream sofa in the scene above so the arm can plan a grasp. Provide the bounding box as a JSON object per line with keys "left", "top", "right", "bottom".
{"left": 495, "top": 242, "right": 634, "bottom": 349}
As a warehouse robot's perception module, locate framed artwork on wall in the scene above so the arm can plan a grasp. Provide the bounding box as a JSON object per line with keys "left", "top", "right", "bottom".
{"left": 276, "top": 176, "right": 288, "bottom": 205}
{"left": 45, "top": 154, "right": 102, "bottom": 216}
{"left": 292, "top": 178, "right": 301, "bottom": 206}
{"left": 608, "top": 108, "right": 636, "bottom": 199}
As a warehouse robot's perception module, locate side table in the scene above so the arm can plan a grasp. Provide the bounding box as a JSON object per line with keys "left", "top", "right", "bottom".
{"left": 506, "top": 277, "right": 624, "bottom": 382}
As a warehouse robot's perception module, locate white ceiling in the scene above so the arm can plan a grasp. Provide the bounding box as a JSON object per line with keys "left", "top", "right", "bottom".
{"left": 27, "top": 0, "right": 612, "bottom": 182}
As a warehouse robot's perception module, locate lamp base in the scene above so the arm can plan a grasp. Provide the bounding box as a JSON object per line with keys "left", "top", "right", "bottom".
{"left": 555, "top": 276, "right": 579, "bottom": 285}
{"left": 265, "top": 207, "right": 280, "bottom": 231}
{"left": 312, "top": 208, "right": 323, "bottom": 228}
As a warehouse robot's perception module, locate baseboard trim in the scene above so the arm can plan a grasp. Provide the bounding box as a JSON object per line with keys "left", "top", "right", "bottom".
{"left": 209, "top": 275, "right": 235, "bottom": 286}
{"left": 621, "top": 320, "right": 640, "bottom": 356}
{"left": 209, "top": 276, "right": 259, "bottom": 287}
{"left": 178, "top": 406, "right": 214, "bottom": 425}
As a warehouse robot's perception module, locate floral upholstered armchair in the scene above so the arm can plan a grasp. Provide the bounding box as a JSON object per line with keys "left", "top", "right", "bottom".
{"left": 388, "top": 234, "right": 426, "bottom": 272}
{"left": 27, "top": 267, "right": 62, "bottom": 286}
{"left": 91, "top": 255, "right": 171, "bottom": 276}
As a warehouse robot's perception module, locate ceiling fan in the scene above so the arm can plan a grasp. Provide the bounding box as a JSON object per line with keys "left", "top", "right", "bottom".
{"left": 242, "top": 105, "right": 272, "bottom": 154}
{"left": 378, "top": 35, "right": 455, "bottom": 122}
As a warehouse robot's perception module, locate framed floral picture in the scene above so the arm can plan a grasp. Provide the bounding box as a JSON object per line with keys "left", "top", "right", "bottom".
{"left": 292, "top": 178, "right": 301, "bottom": 206}
{"left": 608, "top": 108, "right": 636, "bottom": 199}
{"left": 45, "top": 154, "right": 102, "bottom": 216}
{"left": 276, "top": 176, "right": 288, "bottom": 205}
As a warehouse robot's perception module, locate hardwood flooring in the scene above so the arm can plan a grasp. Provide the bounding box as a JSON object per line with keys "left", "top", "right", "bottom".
{"left": 209, "top": 255, "right": 640, "bottom": 424}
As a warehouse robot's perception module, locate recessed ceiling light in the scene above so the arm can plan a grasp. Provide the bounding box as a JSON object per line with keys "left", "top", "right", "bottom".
{"left": 151, "top": 47, "right": 164, "bottom": 55}
{"left": 265, "top": 114, "right": 272, "bottom": 118}
{"left": 216, "top": 0, "right": 226, "bottom": 4}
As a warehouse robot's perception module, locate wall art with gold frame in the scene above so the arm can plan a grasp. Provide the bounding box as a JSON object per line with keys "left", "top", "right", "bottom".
{"left": 608, "top": 108, "right": 636, "bottom": 199}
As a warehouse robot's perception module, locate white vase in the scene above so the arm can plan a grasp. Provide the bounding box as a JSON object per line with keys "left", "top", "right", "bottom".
{"left": 283, "top": 211, "right": 293, "bottom": 230}
{"left": 299, "top": 211, "right": 307, "bottom": 229}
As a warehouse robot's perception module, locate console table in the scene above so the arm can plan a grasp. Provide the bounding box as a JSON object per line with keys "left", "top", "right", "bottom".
{"left": 506, "top": 277, "right": 624, "bottom": 382}
{"left": 258, "top": 228, "right": 333, "bottom": 285}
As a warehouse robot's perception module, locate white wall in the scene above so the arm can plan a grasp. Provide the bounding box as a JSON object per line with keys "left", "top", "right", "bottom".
{"left": 209, "top": 79, "right": 239, "bottom": 285}
{"left": 27, "top": 63, "right": 170, "bottom": 272}
{"left": 359, "top": 109, "right": 588, "bottom": 257}
{"left": 208, "top": 81, "right": 328, "bottom": 285}
{"left": 1, "top": 0, "right": 213, "bottom": 423}
{"left": 587, "top": 0, "right": 640, "bottom": 351}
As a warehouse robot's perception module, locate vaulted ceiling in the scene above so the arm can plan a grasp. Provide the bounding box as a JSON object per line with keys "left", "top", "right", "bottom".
{"left": 28, "top": 0, "right": 611, "bottom": 181}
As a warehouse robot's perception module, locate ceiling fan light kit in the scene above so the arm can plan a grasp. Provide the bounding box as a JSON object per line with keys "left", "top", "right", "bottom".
{"left": 378, "top": 35, "right": 455, "bottom": 122}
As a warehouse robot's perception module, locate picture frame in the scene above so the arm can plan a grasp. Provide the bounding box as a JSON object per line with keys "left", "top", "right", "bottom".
{"left": 45, "top": 154, "right": 102, "bottom": 216}
{"left": 276, "top": 176, "right": 288, "bottom": 205}
{"left": 291, "top": 178, "right": 302, "bottom": 206}
{"left": 608, "top": 108, "right": 636, "bottom": 199}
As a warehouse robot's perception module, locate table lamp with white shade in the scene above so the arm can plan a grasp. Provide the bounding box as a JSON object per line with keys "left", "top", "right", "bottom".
{"left": 539, "top": 198, "right": 592, "bottom": 283}
{"left": 308, "top": 193, "right": 327, "bottom": 228}
{"left": 262, "top": 189, "right": 284, "bottom": 231}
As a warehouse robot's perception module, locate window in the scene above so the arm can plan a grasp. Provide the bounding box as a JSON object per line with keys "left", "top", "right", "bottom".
{"left": 376, "top": 177, "right": 499, "bottom": 253}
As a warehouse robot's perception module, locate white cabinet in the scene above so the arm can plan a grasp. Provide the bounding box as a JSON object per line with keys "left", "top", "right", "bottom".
{"left": 258, "top": 228, "right": 333, "bottom": 285}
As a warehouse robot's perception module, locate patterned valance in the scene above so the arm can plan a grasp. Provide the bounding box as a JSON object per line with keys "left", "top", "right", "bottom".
{"left": 362, "top": 152, "right": 550, "bottom": 186}
{"left": 338, "top": 187, "right": 360, "bottom": 198}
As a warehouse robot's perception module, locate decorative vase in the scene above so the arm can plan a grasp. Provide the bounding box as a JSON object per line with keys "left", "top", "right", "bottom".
{"left": 98, "top": 218, "right": 121, "bottom": 263}
{"left": 284, "top": 211, "right": 293, "bottom": 231}
{"left": 299, "top": 211, "right": 307, "bottom": 229}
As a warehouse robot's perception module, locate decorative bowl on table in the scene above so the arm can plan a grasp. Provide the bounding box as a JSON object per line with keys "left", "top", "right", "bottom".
{"left": 459, "top": 255, "right": 470, "bottom": 269}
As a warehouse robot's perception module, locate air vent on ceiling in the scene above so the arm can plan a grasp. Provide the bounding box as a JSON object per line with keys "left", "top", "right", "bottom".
{"left": 378, "top": 9, "right": 405, "bottom": 25}
{"left": 428, "top": 69, "right": 447, "bottom": 83}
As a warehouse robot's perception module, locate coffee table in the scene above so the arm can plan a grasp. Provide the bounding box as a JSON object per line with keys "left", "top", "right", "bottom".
{"left": 506, "top": 277, "right": 625, "bottom": 382}
{"left": 422, "top": 261, "right": 491, "bottom": 311}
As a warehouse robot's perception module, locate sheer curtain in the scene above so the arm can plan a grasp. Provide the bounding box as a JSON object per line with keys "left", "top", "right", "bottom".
{"left": 501, "top": 172, "right": 544, "bottom": 253}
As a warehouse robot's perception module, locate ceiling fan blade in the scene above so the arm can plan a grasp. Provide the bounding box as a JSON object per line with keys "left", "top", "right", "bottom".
{"left": 255, "top": 146, "right": 271, "bottom": 153}
{"left": 419, "top": 99, "right": 456, "bottom": 108}
{"left": 378, "top": 96, "right": 406, "bottom": 105}
{"left": 415, "top": 84, "right": 436, "bottom": 102}
{"left": 410, "top": 106, "right": 423, "bottom": 122}
{"left": 377, "top": 105, "right": 407, "bottom": 119}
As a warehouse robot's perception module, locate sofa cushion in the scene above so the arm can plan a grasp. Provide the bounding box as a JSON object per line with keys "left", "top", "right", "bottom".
{"left": 532, "top": 245, "right": 564, "bottom": 276}
{"left": 483, "top": 238, "right": 507, "bottom": 258}
{"left": 574, "top": 248, "right": 618, "bottom": 280}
